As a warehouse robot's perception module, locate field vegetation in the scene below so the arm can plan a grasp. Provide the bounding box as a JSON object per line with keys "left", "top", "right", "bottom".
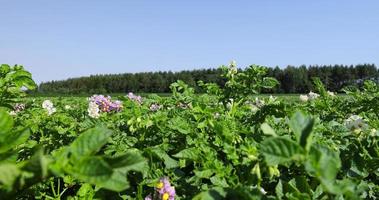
{"left": 1, "top": 63, "right": 378, "bottom": 199}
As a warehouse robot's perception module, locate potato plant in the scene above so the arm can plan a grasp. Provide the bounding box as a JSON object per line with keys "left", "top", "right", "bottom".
{"left": 0, "top": 63, "right": 378, "bottom": 199}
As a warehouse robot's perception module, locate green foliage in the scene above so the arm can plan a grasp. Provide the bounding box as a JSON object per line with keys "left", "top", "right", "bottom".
{"left": 0, "top": 64, "right": 36, "bottom": 108}
{"left": 1, "top": 63, "right": 379, "bottom": 199}
{"left": 261, "top": 137, "right": 305, "bottom": 166}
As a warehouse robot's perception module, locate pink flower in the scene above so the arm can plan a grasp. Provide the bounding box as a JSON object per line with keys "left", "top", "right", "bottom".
{"left": 127, "top": 92, "right": 143, "bottom": 104}
{"left": 156, "top": 177, "right": 175, "bottom": 200}
{"left": 144, "top": 194, "right": 152, "bottom": 200}
{"left": 88, "top": 95, "right": 123, "bottom": 113}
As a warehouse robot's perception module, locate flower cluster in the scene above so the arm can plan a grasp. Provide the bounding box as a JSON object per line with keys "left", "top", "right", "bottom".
{"left": 226, "top": 98, "right": 234, "bottom": 110}
{"left": 89, "top": 95, "right": 123, "bottom": 112}
{"left": 177, "top": 102, "right": 191, "bottom": 109}
{"left": 145, "top": 177, "right": 176, "bottom": 200}
{"left": 42, "top": 100, "right": 56, "bottom": 115}
{"left": 268, "top": 95, "right": 277, "bottom": 102}
{"left": 254, "top": 97, "right": 265, "bottom": 108}
{"left": 213, "top": 112, "right": 221, "bottom": 119}
{"left": 9, "top": 103, "right": 25, "bottom": 116}
{"left": 87, "top": 95, "right": 123, "bottom": 118}
{"left": 345, "top": 115, "right": 368, "bottom": 131}
{"left": 299, "top": 94, "right": 308, "bottom": 102}
{"left": 227, "top": 60, "right": 238, "bottom": 78}
{"left": 88, "top": 101, "right": 101, "bottom": 118}
{"left": 299, "top": 91, "right": 320, "bottom": 102}
{"left": 15, "top": 103, "right": 26, "bottom": 112}
{"left": 327, "top": 91, "right": 336, "bottom": 96}
{"left": 127, "top": 92, "right": 143, "bottom": 104}
{"left": 156, "top": 178, "right": 175, "bottom": 200}
{"left": 308, "top": 91, "right": 320, "bottom": 100}
{"left": 149, "top": 103, "right": 161, "bottom": 112}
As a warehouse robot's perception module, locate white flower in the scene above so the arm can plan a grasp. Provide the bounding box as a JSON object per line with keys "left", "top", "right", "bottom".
{"left": 227, "top": 61, "right": 238, "bottom": 76}
{"left": 269, "top": 95, "right": 277, "bottom": 102}
{"left": 42, "top": 100, "right": 56, "bottom": 115}
{"left": 260, "top": 187, "right": 267, "bottom": 195}
{"left": 149, "top": 103, "right": 161, "bottom": 112}
{"left": 9, "top": 111, "right": 17, "bottom": 116}
{"left": 255, "top": 98, "right": 265, "bottom": 108}
{"left": 327, "top": 91, "right": 335, "bottom": 96}
{"left": 42, "top": 100, "right": 54, "bottom": 109}
{"left": 226, "top": 98, "right": 234, "bottom": 110}
{"left": 88, "top": 101, "right": 100, "bottom": 118}
{"left": 308, "top": 91, "right": 320, "bottom": 100}
{"left": 299, "top": 94, "right": 309, "bottom": 102}
{"left": 345, "top": 115, "right": 368, "bottom": 131}
{"left": 370, "top": 129, "right": 378, "bottom": 137}
{"left": 251, "top": 185, "right": 267, "bottom": 195}
{"left": 64, "top": 105, "right": 71, "bottom": 110}
{"left": 213, "top": 112, "right": 220, "bottom": 119}
{"left": 47, "top": 107, "right": 56, "bottom": 115}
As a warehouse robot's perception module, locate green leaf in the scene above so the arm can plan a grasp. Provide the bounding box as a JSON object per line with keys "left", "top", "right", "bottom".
{"left": 260, "top": 123, "right": 277, "bottom": 136}
{"left": 70, "top": 156, "right": 129, "bottom": 191}
{"left": 76, "top": 183, "right": 95, "bottom": 199}
{"left": 261, "top": 137, "right": 305, "bottom": 166}
{"left": 193, "top": 186, "right": 262, "bottom": 200}
{"left": 0, "top": 109, "right": 13, "bottom": 136}
{"left": 0, "top": 128, "right": 30, "bottom": 153}
{"left": 193, "top": 187, "right": 227, "bottom": 200}
{"left": 0, "top": 163, "right": 20, "bottom": 190}
{"left": 22, "top": 150, "right": 51, "bottom": 179}
{"left": 10, "top": 70, "right": 36, "bottom": 90}
{"left": 100, "top": 170, "right": 130, "bottom": 192}
{"left": 194, "top": 169, "right": 214, "bottom": 179}
{"left": 305, "top": 145, "right": 341, "bottom": 191}
{"left": 0, "top": 151, "right": 18, "bottom": 163}
{"left": 289, "top": 112, "right": 314, "bottom": 150}
{"left": 49, "top": 147, "right": 70, "bottom": 176}
{"left": 210, "top": 176, "right": 229, "bottom": 187}
{"left": 173, "top": 147, "right": 200, "bottom": 161}
{"left": 0, "top": 64, "right": 11, "bottom": 75}
{"left": 69, "top": 127, "right": 112, "bottom": 159}
{"left": 168, "top": 117, "right": 191, "bottom": 134}
{"left": 70, "top": 156, "right": 113, "bottom": 182}
{"left": 148, "top": 147, "right": 178, "bottom": 169}
{"left": 366, "top": 158, "right": 379, "bottom": 172}
{"left": 262, "top": 77, "right": 279, "bottom": 89}
{"left": 276, "top": 180, "right": 284, "bottom": 199}
{"left": 104, "top": 150, "right": 148, "bottom": 175}
{"left": 288, "top": 176, "right": 312, "bottom": 195}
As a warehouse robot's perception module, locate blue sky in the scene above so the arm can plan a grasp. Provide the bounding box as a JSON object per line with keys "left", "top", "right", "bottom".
{"left": 1, "top": 1, "right": 378, "bottom": 83}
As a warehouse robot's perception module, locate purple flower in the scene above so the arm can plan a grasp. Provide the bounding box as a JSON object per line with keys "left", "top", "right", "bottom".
{"left": 109, "top": 100, "right": 123, "bottom": 112}
{"left": 127, "top": 92, "right": 143, "bottom": 104}
{"left": 144, "top": 194, "right": 152, "bottom": 200}
{"left": 156, "top": 177, "right": 175, "bottom": 200}
{"left": 150, "top": 103, "right": 161, "bottom": 112}
{"left": 13, "top": 103, "right": 25, "bottom": 113}
{"left": 88, "top": 95, "right": 123, "bottom": 113}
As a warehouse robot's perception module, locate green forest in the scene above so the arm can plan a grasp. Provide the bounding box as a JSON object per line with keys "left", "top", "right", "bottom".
{"left": 38, "top": 64, "right": 379, "bottom": 94}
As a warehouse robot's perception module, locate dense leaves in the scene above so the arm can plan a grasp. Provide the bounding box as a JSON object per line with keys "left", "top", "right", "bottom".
{"left": 1, "top": 63, "right": 379, "bottom": 199}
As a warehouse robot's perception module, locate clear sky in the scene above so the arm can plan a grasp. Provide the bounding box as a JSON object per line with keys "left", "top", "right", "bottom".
{"left": 1, "top": 0, "right": 378, "bottom": 83}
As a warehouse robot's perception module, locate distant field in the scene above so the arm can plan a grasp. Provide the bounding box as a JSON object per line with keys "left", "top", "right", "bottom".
{"left": 30, "top": 93, "right": 299, "bottom": 98}
{"left": 27, "top": 93, "right": 346, "bottom": 104}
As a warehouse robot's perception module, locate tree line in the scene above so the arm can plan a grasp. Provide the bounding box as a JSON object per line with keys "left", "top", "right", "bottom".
{"left": 38, "top": 64, "right": 378, "bottom": 94}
